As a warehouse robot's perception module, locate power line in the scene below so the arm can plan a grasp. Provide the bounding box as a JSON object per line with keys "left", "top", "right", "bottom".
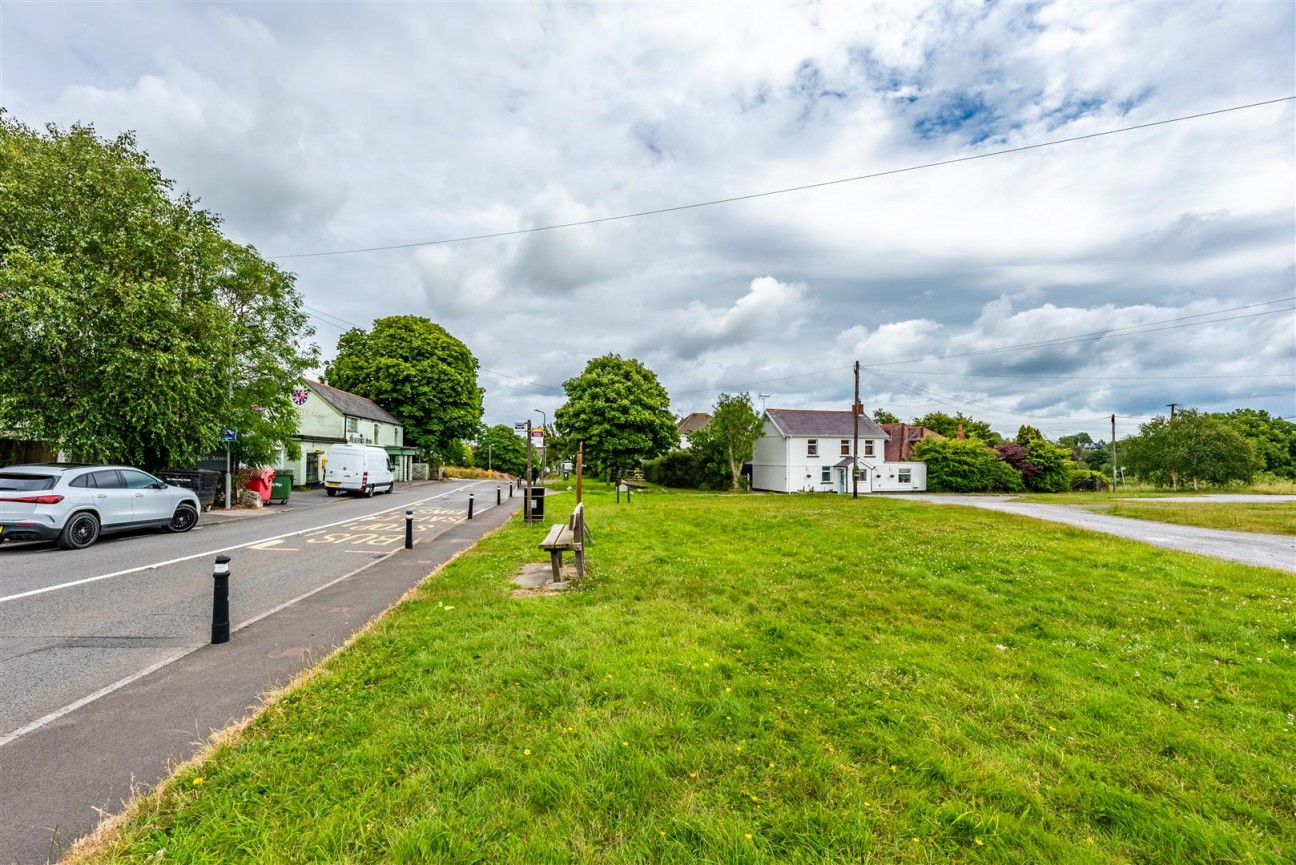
{"left": 268, "top": 96, "right": 1296, "bottom": 260}
{"left": 671, "top": 299, "right": 1293, "bottom": 398}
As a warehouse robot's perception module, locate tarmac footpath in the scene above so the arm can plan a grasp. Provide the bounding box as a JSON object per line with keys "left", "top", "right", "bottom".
{"left": 0, "top": 493, "right": 523, "bottom": 865}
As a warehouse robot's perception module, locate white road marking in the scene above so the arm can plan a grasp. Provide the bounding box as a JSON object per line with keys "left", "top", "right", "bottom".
{"left": 0, "top": 483, "right": 492, "bottom": 605}
{"left": 0, "top": 541, "right": 409, "bottom": 749}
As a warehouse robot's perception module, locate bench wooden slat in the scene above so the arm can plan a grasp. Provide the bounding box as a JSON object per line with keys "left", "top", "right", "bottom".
{"left": 538, "top": 504, "right": 588, "bottom": 582}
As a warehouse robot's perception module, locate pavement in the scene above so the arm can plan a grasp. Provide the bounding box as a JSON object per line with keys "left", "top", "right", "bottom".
{"left": 892, "top": 494, "right": 1296, "bottom": 572}
{"left": 0, "top": 486, "right": 523, "bottom": 865}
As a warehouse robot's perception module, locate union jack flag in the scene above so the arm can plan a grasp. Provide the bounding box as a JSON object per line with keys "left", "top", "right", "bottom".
{"left": 292, "top": 387, "right": 309, "bottom": 406}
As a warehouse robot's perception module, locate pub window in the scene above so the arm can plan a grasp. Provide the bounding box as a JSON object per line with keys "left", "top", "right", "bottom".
{"left": 864, "top": 441, "right": 874, "bottom": 456}
{"left": 840, "top": 439, "right": 850, "bottom": 455}
{"left": 807, "top": 439, "right": 818, "bottom": 457}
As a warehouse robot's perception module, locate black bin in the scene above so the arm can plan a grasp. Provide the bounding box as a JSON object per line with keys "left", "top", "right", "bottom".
{"left": 158, "top": 469, "right": 219, "bottom": 510}
{"left": 526, "top": 487, "right": 545, "bottom": 520}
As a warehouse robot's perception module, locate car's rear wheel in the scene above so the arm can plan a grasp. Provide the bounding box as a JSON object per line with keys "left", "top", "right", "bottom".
{"left": 59, "top": 512, "right": 100, "bottom": 550}
{"left": 364, "top": 484, "right": 375, "bottom": 498}
{"left": 326, "top": 488, "right": 337, "bottom": 497}
{"left": 167, "top": 503, "right": 198, "bottom": 533}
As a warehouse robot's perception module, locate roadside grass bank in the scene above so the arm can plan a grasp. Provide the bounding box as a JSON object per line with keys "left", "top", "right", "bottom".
{"left": 1093, "top": 500, "right": 1296, "bottom": 536}
{"left": 73, "top": 487, "right": 1294, "bottom": 864}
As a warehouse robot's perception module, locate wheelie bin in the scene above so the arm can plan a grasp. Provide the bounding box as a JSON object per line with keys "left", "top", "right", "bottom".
{"left": 270, "top": 469, "right": 293, "bottom": 505}
{"left": 245, "top": 468, "right": 275, "bottom": 504}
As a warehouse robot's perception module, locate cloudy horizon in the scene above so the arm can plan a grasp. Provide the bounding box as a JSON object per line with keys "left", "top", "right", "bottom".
{"left": 4, "top": 0, "right": 1293, "bottom": 443}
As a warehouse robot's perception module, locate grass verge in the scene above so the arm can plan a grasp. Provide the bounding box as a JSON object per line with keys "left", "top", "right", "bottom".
{"left": 1094, "top": 501, "right": 1296, "bottom": 536}
{"left": 71, "top": 486, "right": 1294, "bottom": 864}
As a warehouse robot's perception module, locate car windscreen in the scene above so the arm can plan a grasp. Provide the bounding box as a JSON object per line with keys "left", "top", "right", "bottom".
{"left": 0, "top": 474, "right": 57, "bottom": 491}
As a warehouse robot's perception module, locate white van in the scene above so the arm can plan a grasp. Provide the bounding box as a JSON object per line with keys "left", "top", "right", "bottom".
{"left": 323, "top": 444, "right": 395, "bottom": 497}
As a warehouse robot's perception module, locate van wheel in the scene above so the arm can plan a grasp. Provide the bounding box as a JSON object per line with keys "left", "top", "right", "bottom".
{"left": 364, "top": 484, "right": 375, "bottom": 498}
{"left": 326, "top": 489, "right": 337, "bottom": 497}
{"left": 386, "top": 483, "right": 395, "bottom": 494}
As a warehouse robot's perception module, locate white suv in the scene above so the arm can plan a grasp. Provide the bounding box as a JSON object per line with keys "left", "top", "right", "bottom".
{"left": 0, "top": 464, "right": 202, "bottom": 550}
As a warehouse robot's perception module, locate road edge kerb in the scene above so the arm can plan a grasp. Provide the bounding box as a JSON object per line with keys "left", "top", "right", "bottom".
{"left": 61, "top": 502, "right": 523, "bottom": 864}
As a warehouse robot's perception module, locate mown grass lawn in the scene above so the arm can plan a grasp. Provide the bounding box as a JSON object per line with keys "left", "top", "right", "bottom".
{"left": 75, "top": 487, "right": 1294, "bottom": 864}
{"left": 1095, "top": 501, "right": 1296, "bottom": 536}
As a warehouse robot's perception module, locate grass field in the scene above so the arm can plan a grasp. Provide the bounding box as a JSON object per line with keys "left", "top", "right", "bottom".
{"left": 74, "top": 487, "right": 1294, "bottom": 864}
{"left": 1095, "top": 501, "right": 1296, "bottom": 536}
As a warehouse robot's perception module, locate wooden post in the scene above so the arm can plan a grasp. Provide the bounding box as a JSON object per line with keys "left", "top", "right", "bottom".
{"left": 853, "top": 361, "right": 860, "bottom": 499}
{"left": 1110, "top": 414, "right": 1118, "bottom": 495}
{"left": 576, "top": 442, "right": 583, "bottom": 507}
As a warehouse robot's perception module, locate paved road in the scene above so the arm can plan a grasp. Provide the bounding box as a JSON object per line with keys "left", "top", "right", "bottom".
{"left": 0, "top": 479, "right": 525, "bottom": 864}
{"left": 893, "top": 494, "right": 1296, "bottom": 572}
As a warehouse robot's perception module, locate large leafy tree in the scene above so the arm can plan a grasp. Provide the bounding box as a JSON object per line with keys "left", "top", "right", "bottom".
{"left": 1214, "top": 408, "right": 1296, "bottom": 479}
{"left": 912, "top": 411, "right": 1003, "bottom": 444}
{"left": 0, "top": 114, "right": 316, "bottom": 468}
{"left": 324, "top": 316, "right": 482, "bottom": 460}
{"left": 870, "top": 408, "right": 901, "bottom": 425}
{"left": 473, "top": 424, "right": 528, "bottom": 477}
{"left": 704, "top": 392, "right": 764, "bottom": 490}
{"left": 1122, "top": 409, "right": 1260, "bottom": 489}
{"left": 554, "top": 354, "right": 677, "bottom": 479}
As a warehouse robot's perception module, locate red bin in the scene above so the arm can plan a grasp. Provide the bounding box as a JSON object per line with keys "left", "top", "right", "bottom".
{"left": 245, "top": 468, "right": 276, "bottom": 504}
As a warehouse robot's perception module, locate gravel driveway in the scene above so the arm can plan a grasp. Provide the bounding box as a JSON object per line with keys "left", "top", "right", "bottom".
{"left": 891, "top": 495, "right": 1296, "bottom": 572}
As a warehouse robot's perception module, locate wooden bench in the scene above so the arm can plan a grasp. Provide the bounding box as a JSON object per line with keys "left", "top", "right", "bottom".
{"left": 538, "top": 502, "right": 587, "bottom": 581}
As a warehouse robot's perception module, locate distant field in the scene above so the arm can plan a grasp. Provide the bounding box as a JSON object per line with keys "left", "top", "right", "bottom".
{"left": 1096, "top": 500, "right": 1296, "bottom": 536}
{"left": 74, "top": 487, "right": 1294, "bottom": 864}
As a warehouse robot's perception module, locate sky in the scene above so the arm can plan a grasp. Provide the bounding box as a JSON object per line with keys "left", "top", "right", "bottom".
{"left": 3, "top": 0, "right": 1294, "bottom": 442}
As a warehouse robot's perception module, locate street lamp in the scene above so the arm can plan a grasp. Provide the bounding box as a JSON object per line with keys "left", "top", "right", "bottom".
{"left": 534, "top": 409, "right": 547, "bottom": 474}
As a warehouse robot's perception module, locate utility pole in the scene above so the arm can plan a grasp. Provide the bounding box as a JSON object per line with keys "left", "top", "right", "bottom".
{"left": 1110, "top": 414, "right": 1118, "bottom": 496}
{"left": 852, "top": 361, "right": 860, "bottom": 499}
{"left": 1167, "top": 403, "right": 1178, "bottom": 419}
{"left": 758, "top": 393, "right": 770, "bottom": 413}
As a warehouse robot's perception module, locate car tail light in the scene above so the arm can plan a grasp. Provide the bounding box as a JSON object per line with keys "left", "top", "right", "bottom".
{"left": 0, "top": 495, "right": 65, "bottom": 505}
{"left": 362, "top": 471, "right": 369, "bottom": 486}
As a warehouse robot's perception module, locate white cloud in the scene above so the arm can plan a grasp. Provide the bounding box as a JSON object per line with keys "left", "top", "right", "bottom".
{"left": 4, "top": 0, "right": 1292, "bottom": 440}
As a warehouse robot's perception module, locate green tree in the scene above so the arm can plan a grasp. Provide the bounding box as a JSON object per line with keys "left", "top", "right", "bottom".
{"left": 1122, "top": 409, "right": 1261, "bottom": 489}
{"left": 554, "top": 354, "right": 677, "bottom": 480}
{"left": 0, "top": 114, "right": 316, "bottom": 468}
{"left": 1214, "top": 408, "right": 1296, "bottom": 479}
{"left": 705, "top": 392, "right": 764, "bottom": 490}
{"left": 473, "top": 424, "right": 528, "bottom": 476}
{"left": 913, "top": 411, "right": 1003, "bottom": 444}
{"left": 324, "top": 316, "right": 483, "bottom": 461}
{"left": 870, "top": 408, "right": 900, "bottom": 425}
{"left": 912, "top": 437, "right": 1023, "bottom": 492}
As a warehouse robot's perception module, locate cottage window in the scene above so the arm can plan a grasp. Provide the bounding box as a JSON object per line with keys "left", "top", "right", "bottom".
{"left": 840, "top": 439, "right": 850, "bottom": 455}
{"left": 898, "top": 469, "right": 912, "bottom": 483}
{"left": 821, "top": 466, "right": 831, "bottom": 483}
{"left": 864, "top": 441, "right": 874, "bottom": 456}
{"left": 346, "top": 416, "right": 358, "bottom": 434}
{"left": 807, "top": 439, "right": 818, "bottom": 457}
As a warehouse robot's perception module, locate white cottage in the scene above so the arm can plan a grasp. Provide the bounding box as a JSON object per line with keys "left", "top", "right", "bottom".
{"left": 750, "top": 408, "right": 928, "bottom": 493}
{"left": 284, "top": 380, "right": 419, "bottom": 484}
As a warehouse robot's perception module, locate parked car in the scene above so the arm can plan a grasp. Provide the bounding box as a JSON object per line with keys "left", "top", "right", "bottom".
{"left": 0, "top": 464, "right": 202, "bottom": 550}
{"left": 323, "top": 444, "right": 395, "bottom": 497}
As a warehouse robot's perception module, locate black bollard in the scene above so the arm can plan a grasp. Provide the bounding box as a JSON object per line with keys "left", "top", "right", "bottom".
{"left": 509, "top": 483, "right": 514, "bottom": 498}
{"left": 405, "top": 510, "right": 414, "bottom": 549}
{"left": 497, "top": 485, "right": 502, "bottom": 506}
{"left": 468, "top": 493, "right": 475, "bottom": 520}
{"left": 212, "top": 555, "right": 230, "bottom": 644}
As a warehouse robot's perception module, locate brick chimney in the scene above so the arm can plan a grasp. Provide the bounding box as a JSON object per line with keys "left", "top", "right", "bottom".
{"left": 956, "top": 423, "right": 965, "bottom": 440}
